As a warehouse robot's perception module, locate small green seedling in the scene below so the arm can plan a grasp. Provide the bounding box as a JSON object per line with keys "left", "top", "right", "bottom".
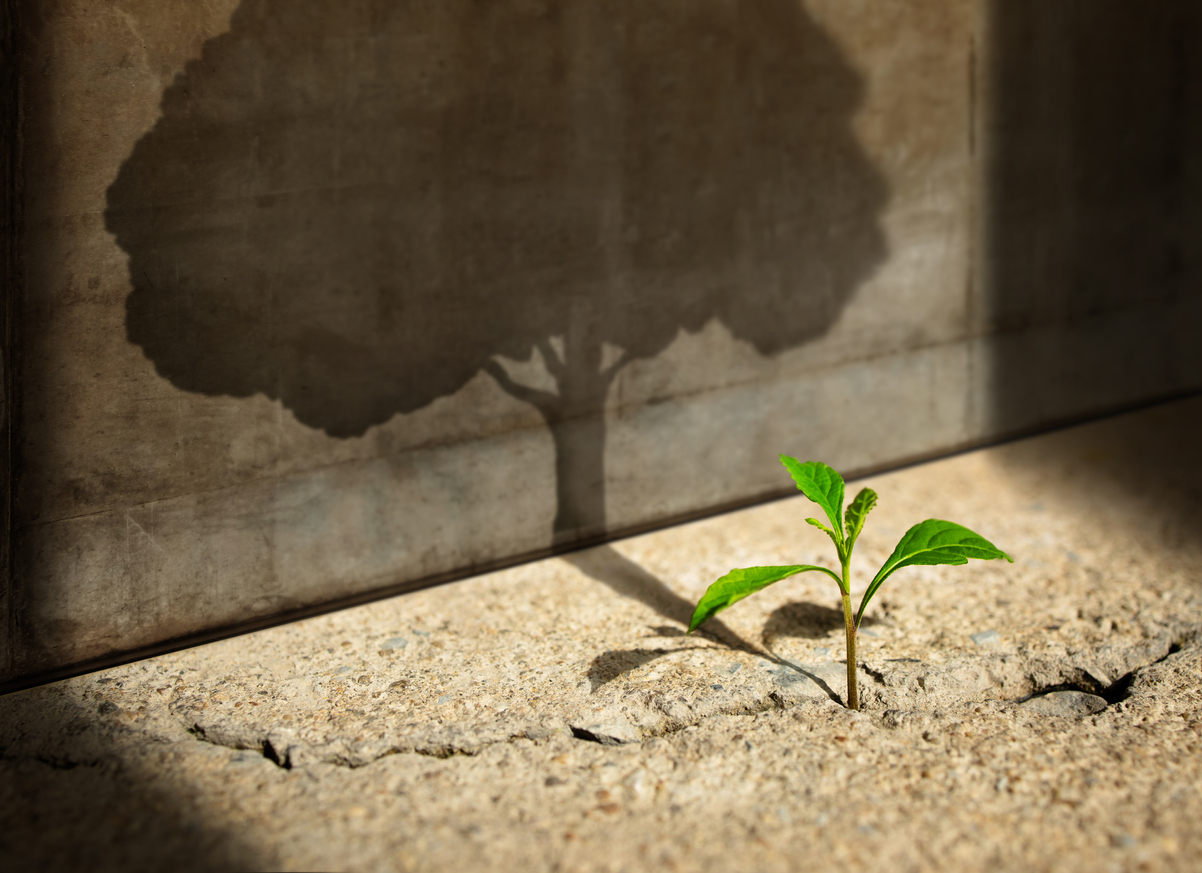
{"left": 688, "top": 457, "right": 1012, "bottom": 710}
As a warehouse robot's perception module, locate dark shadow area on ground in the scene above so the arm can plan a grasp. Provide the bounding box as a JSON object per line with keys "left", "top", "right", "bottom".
{"left": 761, "top": 600, "right": 878, "bottom": 644}
{"left": 0, "top": 685, "right": 265, "bottom": 872}
{"left": 560, "top": 548, "right": 759, "bottom": 649}
{"left": 647, "top": 625, "right": 687, "bottom": 639}
{"left": 564, "top": 545, "right": 759, "bottom": 653}
{"left": 585, "top": 645, "right": 708, "bottom": 692}
{"left": 766, "top": 660, "right": 843, "bottom": 706}
{"left": 990, "top": 395, "right": 1202, "bottom": 562}
{"left": 105, "top": 0, "right": 887, "bottom": 548}
{"left": 985, "top": 1, "right": 1202, "bottom": 451}
{"left": 573, "top": 545, "right": 841, "bottom": 692}
{"left": 569, "top": 544, "right": 761, "bottom": 690}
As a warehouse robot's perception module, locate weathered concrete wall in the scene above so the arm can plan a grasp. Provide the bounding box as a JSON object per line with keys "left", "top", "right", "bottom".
{"left": 3, "top": 0, "right": 1200, "bottom": 687}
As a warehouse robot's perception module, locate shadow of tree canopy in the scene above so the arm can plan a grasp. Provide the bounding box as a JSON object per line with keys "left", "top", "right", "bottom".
{"left": 106, "top": 0, "right": 887, "bottom": 544}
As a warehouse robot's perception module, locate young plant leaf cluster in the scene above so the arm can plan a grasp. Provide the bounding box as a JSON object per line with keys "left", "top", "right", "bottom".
{"left": 688, "top": 457, "right": 1012, "bottom": 710}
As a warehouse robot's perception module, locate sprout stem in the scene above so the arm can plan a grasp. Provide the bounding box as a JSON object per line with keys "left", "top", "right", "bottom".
{"left": 840, "top": 561, "right": 859, "bottom": 710}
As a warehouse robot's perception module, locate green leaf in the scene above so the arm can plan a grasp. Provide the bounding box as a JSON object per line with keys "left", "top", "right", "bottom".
{"left": 805, "top": 516, "right": 842, "bottom": 553}
{"left": 805, "top": 517, "right": 833, "bottom": 535}
{"left": 844, "top": 487, "right": 878, "bottom": 551}
{"left": 688, "top": 564, "right": 844, "bottom": 633}
{"left": 779, "top": 457, "right": 845, "bottom": 548}
{"left": 856, "top": 519, "right": 1013, "bottom": 626}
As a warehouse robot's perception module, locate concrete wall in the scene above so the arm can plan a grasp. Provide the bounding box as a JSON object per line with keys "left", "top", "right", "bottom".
{"left": 3, "top": 0, "right": 1200, "bottom": 688}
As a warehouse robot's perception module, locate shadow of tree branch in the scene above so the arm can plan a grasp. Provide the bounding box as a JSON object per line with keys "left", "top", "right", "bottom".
{"left": 566, "top": 545, "right": 825, "bottom": 691}
{"left": 563, "top": 545, "right": 761, "bottom": 652}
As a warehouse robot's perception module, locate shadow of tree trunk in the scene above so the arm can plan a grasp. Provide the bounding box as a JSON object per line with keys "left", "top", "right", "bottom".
{"left": 562, "top": 544, "right": 763, "bottom": 656}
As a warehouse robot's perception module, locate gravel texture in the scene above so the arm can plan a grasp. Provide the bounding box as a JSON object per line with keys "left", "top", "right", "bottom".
{"left": 3, "top": 397, "right": 1201, "bottom": 872}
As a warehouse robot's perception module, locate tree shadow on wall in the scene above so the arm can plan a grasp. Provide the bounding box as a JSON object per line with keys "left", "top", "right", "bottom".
{"left": 106, "top": 0, "right": 888, "bottom": 547}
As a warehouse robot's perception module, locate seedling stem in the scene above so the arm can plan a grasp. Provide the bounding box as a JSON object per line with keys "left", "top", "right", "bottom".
{"left": 840, "top": 558, "right": 858, "bottom": 710}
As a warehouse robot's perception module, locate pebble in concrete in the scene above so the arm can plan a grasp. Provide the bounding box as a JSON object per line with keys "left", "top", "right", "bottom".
{"left": 1021, "top": 690, "right": 1109, "bottom": 717}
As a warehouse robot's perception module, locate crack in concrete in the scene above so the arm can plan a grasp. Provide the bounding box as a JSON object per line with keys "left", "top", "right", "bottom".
{"left": 31, "top": 754, "right": 106, "bottom": 771}
{"left": 187, "top": 721, "right": 539, "bottom": 770}
{"left": 1018, "top": 637, "right": 1185, "bottom": 706}
{"left": 0, "top": 748, "right": 110, "bottom": 771}
{"left": 861, "top": 663, "right": 889, "bottom": 687}
{"left": 180, "top": 629, "right": 1200, "bottom": 773}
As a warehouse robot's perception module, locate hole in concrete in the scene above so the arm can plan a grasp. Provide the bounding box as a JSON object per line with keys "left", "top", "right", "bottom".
{"left": 1018, "top": 638, "right": 1185, "bottom": 708}
{"left": 569, "top": 725, "right": 639, "bottom": 746}
{"left": 570, "top": 726, "right": 605, "bottom": 744}
{"left": 261, "top": 738, "right": 291, "bottom": 770}
{"left": 1018, "top": 679, "right": 1106, "bottom": 705}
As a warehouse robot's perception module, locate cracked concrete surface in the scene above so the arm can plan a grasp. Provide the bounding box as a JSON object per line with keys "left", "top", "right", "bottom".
{"left": 3, "top": 397, "right": 1202, "bottom": 872}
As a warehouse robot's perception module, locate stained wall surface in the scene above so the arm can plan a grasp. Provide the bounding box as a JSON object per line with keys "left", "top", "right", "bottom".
{"left": 3, "top": 0, "right": 1199, "bottom": 686}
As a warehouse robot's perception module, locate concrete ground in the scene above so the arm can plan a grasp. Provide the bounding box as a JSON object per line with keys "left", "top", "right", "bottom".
{"left": 3, "top": 396, "right": 1201, "bottom": 873}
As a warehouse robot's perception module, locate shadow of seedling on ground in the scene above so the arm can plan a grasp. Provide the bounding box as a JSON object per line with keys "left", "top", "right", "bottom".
{"left": 566, "top": 545, "right": 759, "bottom": 651}
{"left": 765, "top": 661, "right": 843, "bottom": 706}
{"left": 647, "top": 625, "right": 687, "bottom": 638}
{"left": 572, "top": 545, "right": 827, "bottom": 692}
{"left": 586, "top": 646, "right": 709, "bottom": 692}
{"left": 755, "top": 601, "right": 883, "bottom": 705}
{"left": 761, "top": 600, "right": 880, "bottom": 644}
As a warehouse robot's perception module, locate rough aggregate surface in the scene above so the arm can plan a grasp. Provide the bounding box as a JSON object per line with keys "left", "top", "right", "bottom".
{"left": 3, "top": 397, "right": 1202, "bottom": 871}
